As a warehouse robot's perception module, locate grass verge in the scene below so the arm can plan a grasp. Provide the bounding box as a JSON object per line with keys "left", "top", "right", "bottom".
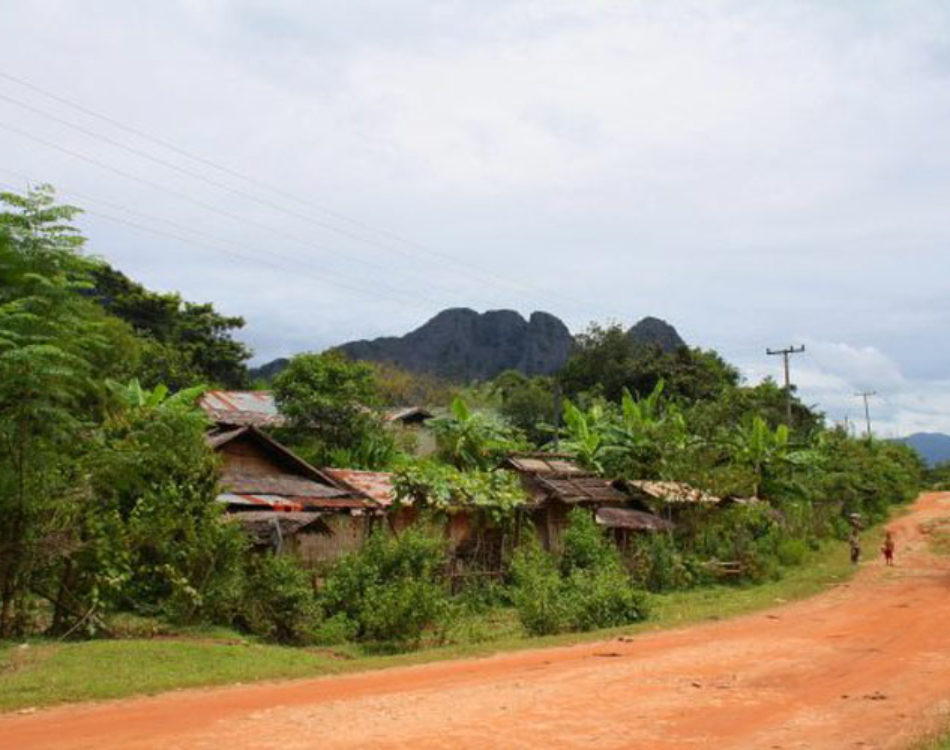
{"left": 0, "top": 533, "right": 863, "bottom": 713}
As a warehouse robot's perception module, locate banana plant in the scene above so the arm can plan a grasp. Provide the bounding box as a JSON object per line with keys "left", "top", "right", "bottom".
{"left": 559, "top": 399, "right": 607, "bottom": 473}
{"left": 728, "top": 416, "right": 790, "bottom": 497}
{"left": 430, "top": 396, "right": 517, "bottom": 470}
{"left": 106, "top": 378, "right": 207, "bottom": 413}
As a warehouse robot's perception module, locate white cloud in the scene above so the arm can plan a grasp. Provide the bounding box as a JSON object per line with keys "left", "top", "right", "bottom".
{"left": 1, "top": 1, "right": 948, "bottom": 432}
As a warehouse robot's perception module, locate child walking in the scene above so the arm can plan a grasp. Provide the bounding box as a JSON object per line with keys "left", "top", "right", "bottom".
{"left": 881, "top": 531, "right": 895, "bottom": 566}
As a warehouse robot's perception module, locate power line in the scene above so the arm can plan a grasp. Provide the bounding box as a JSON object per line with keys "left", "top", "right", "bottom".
{"left": 0, "top": 173, "right": 435, "bottom": 311}
{"left": 0, "top": 122, "right": 457, "bottom": 309}
{"left": 0, "top": 69, "right": 621, "bottom": 320}
{"left": 855, "top": 390, "right": 877, "bottom": 442}
{"left": 766, "top": 344, "right": 805, "bottom": 426}
{"left": 0, "top": 90, "right": 446, "bottom": 278}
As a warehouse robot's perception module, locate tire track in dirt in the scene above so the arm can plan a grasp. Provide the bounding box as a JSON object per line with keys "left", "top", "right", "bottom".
{"left": 4, "top": 492, "right": 950, "bottom": 749}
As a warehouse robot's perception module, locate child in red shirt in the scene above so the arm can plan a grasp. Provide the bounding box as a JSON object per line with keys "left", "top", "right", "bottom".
{"left": 881, "top": 531, "right": 895, "bottom": 566}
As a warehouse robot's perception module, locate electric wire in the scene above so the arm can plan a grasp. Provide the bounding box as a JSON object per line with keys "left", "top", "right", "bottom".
{"left": 0, "top": 69, "right": 622, "bottom": 319}
{"left": 0, "top": 121, "right": 455, "bottom": 309}
{"left": 0, "top": 172, "right": 435, "bottom": 311}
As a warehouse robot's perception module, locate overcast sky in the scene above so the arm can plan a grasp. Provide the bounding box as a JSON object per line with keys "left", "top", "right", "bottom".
{"left": 2, "top": 1, "right": 949, "bottom": 436}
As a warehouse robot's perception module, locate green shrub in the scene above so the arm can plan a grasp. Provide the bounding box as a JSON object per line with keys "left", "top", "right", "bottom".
{"left": 628, "top": 533, "right": 692, "bottom": 592}
{"left": 510, "top": 539, "right": 568, "bottom": 636}
{"left": 565, "top": 567, "right": 650, "bottom": 630}
{"left": 319, "top": 525, "right": 451, "bottom": 647}
{"left": 511, "top": 510, "right": 649, "bottom": 636}
{"left": 234, "top": 554, "right": 320, "bottom": 644}
{"left": 776, "top": 537, "right": 808, "bottom": 567}
{"left": 560, "top": 508, "right": 619, "bottom": 575}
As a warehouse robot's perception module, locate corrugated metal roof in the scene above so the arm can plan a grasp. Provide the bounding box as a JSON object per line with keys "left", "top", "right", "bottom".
{"left": 217, "top": 493, "right": 376, "bottom": 511}
{"left": 625, "top": 480, "right": 720, "bottom": 505}
{"left": 324, "top": 469, "right": 397, "bottom": 507}
{"left": 536, "top": 476, "right": 629, "bottom": 505}
{"left": 595, "top": 507, "right": 675, "bottom": 532}
{"left": 200, "top": 390, "right": 286, "bottom": 427}
{"left": 221, "top": 474, "right": 349, "bottom": 498}
{"left": 503, "top": 454, "right": 586, "bottom": 477}
{"left": 208, "top": 424, "right": 341, "bottom": 488}
{"left": 217, "top": 493, "right": 305, "bottom": 511}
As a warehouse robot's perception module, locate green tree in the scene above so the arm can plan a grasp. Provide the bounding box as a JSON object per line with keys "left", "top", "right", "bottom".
{"left": 78, "top": 381, "right": 245, "bottom": 628}
{"left": 559, "top": 322, "right": 738, "bottom": 404}
{"left": 89, "top": 264, "right": 251, "bottom": 389}
{"left": 273, "top": 351, "right": 391, "bottom": 467}
{"left": 0, "top": 185, "right": 107, "bottom": 635}
{"left": 491, "top": 370, "right": 557, "bottom": 446}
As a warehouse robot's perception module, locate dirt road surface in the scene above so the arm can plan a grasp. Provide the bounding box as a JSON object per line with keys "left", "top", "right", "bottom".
{"left": 5, "top": 493, "right": 950, "bottom": 749}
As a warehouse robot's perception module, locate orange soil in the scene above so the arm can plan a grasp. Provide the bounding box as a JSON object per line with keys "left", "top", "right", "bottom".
{"left": 5, "top": 493, "right": 950, "bottom": 749}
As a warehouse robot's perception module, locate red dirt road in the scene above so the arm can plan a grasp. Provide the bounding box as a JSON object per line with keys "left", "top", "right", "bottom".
{"left": 5, "top": 493, "right": 950, "bottom": 749}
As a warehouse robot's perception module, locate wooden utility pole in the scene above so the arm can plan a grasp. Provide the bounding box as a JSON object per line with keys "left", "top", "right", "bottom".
{"left": 766, "top": 345, "right": 805, "bottom": 425}
{"left": 855, "top": 390, "right": 876, "bottom": 441}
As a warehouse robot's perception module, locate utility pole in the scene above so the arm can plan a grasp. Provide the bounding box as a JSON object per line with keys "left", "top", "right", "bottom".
{"left": 855, "top": 390, "right": 876, "bottom": 441}
{"left": 766, "top": 345, "right": 805, "bottom": 426}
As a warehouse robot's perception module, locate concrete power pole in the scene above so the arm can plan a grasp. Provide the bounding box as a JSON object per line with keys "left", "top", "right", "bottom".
{"left": 855, "top": 390, "right": 876, "bottom": 441}
{"left": 766, "top": 345, "right": 806, "bottom": 426}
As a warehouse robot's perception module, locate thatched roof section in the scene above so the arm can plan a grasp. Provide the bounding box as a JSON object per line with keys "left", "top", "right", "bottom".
{"left": 595, "top": 507, "right": 674, "bottom": 533}
{"left": 624, "top": 480, "right": 720, "bottom": 505}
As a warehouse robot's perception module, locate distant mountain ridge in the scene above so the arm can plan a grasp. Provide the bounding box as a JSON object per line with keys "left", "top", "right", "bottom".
{"left": 249, "top": 308, "right": 687, "bottom": 382}
{"left": 896, "top": 432, "right": 950, "bottom": 467}
{"left": 338, "top": 308, "right": 572, "bottom": 381}
{"left": 627, "top": 316, "right": 685, "bottom": 353}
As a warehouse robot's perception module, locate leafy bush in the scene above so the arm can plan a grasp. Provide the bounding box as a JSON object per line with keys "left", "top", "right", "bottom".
{"left": 392, "top": 460, "right": 526, "bottom": 522}
{"left": 319, "top": 526, "right": 451, "bottom": 647}
{"left": 565, "top": 567, "right": 650, "bottom": 631}
{"left": 234, "top": 554, "right": 320, "bottom": 644}
{"left": 626, "top": 533, "right": 693, "bottom": 592}
{"left": 511, "top": 510, "right": 649, "bottom": 635}
{"left": 776, "top": 538, "right": 808, "bottom": 567}
{"left": 510, "top": 539, "right": 568, "bottom": 635}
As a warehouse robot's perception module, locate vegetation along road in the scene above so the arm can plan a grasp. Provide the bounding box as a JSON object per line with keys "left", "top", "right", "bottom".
{"left": 3, "top": 491, "right": 950, "bottom": 749}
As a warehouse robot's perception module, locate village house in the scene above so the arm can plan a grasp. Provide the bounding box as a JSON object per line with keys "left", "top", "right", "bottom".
{"left": 323, "top": 467, "right": 514, "bottom": 579}
{"left": 500, "top": 453, "right": 673, "bottom": 552}
{"left": 200, "top": 392, "right": 380, "bottom": 568}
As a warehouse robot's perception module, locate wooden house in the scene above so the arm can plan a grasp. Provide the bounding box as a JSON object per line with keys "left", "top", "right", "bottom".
{"left": 500, "top": 453, "right": 670, "bottom": 552}
{"left": 206, "top": 423, "right": 379, "bottom": 567}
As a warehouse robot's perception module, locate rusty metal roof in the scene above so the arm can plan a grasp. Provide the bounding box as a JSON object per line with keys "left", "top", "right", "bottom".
{"left": 625, "top": 480, "right": 720, "bottom": 505}
{"left": 221, "top": 474, "right": 349, "bottom": 498}
{"left": 200, "top": 390, "right": 286, "bottom": 427}
{"left": 535, "top": 476, "right": 629, "bottom": 505}
{"left": 217, "top": 492, "right": 375, "bottom": 511}
{"left": 208, "top": 424, "right": 342, "bottom": 487}
{"left": 595, "top": 507, "right": 675, "bottom": 532}
{"left": 324, "top": 468, "right": 397, "bottom": 507}
{"left": 503, "top": 453, "right": 586, "bottom": 477}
